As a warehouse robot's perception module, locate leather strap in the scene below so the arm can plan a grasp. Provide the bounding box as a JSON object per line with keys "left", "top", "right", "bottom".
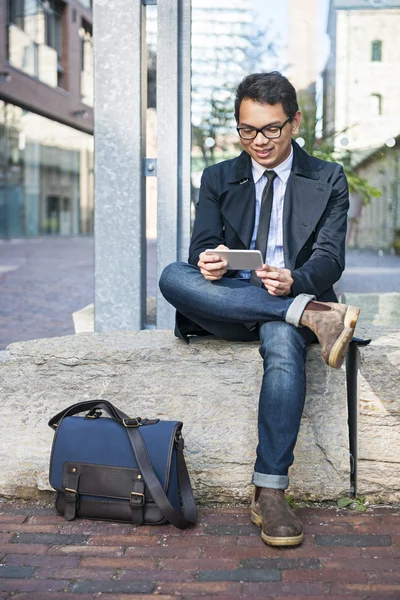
{"left": 124, "top": 425, "right": 197, "bottom": 529}
{"left": 63, "top": 471, "right": 80, "bottom": 521}
{"left": 129, "top": 478, "right": 145, "bottom": 525}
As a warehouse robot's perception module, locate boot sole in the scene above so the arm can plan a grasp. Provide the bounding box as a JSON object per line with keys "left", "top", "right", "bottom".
{"left": 251, "top": 509, "right": 304, "bottom": 547}
{"left": 328, "top": 305, "right": 360, "bottom": 369}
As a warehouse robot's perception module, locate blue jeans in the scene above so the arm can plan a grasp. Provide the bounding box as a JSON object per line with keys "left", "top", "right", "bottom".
{"left": 159, "top": 262, "right": 316, "bottom": 489}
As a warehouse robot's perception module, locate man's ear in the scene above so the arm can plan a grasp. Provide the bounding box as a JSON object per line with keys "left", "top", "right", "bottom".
{"left": 291, "top": 110, "right": 302, "bottom": 136}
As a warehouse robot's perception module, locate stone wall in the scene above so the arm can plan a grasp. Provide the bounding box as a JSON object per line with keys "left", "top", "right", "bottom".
{"left": 0, "top": 330, "right": 351, "bottom": 503}
{"left": 0, "top": 328, "right": 398, "bottom": 503}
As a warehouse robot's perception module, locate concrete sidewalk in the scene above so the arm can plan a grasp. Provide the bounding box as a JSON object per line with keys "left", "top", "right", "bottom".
{"left": 0, "top": 498, "right": 399, "bottom": 599}
{"left": 1, "top": 236, "right": 399, "bottom": 350}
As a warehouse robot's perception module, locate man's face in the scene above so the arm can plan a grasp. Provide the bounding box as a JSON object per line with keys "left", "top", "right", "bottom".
{"left": 237, "top": 99, "right": 301, "bottom": 169}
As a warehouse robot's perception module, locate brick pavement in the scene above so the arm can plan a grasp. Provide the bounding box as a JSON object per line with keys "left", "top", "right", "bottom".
{"left": 0, "top": 499, "right": 399, "bottom": 599}
{"left": 0, "top": 237, "right": 157, "bottom": 350}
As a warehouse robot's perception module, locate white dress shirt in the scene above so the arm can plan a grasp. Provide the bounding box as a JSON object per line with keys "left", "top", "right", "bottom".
{"left": 238, "top": 147, "right": 293, "bottom": 279}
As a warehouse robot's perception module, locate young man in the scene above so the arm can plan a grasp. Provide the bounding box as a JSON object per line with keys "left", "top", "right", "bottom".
{"left": 159, "top": 72, "right": 359, "bottom": 547}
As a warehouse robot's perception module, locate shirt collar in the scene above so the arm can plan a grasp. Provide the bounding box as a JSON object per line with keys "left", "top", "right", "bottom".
{"left": 251, "top": 146, "right": 293, "bottom": 184}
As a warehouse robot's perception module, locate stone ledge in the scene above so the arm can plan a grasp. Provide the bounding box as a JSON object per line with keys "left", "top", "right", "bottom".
{"left": 0, "top": 328, "right": 398, "bottom": 503}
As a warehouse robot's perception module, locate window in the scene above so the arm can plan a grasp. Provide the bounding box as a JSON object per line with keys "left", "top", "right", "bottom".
{"left": 371, "top": 40, "right": 382, "bottom": 62}
{"left": 80, "top": 21, "right": 93, "bottom": 106}
{"left": 369, "top": 93, "right": 382, "bottom": 116}
{"left": 7, "top": 0, "right": 64, "bottom": 88}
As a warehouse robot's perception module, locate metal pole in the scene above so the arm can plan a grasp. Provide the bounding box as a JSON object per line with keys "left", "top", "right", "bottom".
{"left": 93, "top": 0, "right": 147, "bottom": 332}
{"left": 156, "top": 0, "right": 191, "bottom": 329}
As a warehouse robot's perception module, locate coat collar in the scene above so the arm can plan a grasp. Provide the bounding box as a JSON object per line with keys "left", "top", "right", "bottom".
{"left": 228, "top": 140, "right": 320, "bottom": 183}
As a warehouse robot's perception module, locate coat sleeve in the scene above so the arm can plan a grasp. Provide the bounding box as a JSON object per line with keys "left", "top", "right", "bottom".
{"left": 188, "top": 167, "right": 226, "bottom": 266}
{"left": 291, "top": 164, "right": 349, "bottom": 298}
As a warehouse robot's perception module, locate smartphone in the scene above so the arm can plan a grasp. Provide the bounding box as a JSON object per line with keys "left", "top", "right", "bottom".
{"left": 205, "top": 249, "right": 263, "bottom": 270}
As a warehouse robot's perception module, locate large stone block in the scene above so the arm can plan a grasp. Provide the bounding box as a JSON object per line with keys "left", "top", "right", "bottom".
{"left": 357, "top": 326, "right": 400, "bottom": 502}
{"left": 0, "top": 330, "right": 350, "bottom": 503}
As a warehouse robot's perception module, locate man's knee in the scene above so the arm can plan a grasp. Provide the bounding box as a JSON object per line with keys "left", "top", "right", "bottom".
{"left": 259, "top": 321, "right": 307, "bottom": 362}
{"left": 159, "top": 261, "right": 186, "bottom": 297}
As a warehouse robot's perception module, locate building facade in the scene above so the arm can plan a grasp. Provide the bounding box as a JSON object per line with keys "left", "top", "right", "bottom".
{"left": 323, "top": 0, "right": 400, "bottom": 151}
{"left": 323, "top": 0, "right": 400, "bottom": 249}
{"left": 0, "top": 0, "right": 93, "bottom": 237}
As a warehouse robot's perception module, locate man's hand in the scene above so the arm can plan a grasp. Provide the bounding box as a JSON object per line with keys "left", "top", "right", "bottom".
{"left": 198, "top": 245, "right": 229, "bottom": 281}
{"left": 255, "top": 264, "right": 293, "bottom": 296}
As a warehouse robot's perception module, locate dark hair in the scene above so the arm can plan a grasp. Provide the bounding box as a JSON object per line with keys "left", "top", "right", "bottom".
{"left": 234, "top": 72, "right": 299, "bottom": 123}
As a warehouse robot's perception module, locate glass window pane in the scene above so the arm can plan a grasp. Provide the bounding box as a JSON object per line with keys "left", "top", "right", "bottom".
{"left": 371, "top": 40, "right": 382, "bottom": 61}
{"left": 0, "top": 101, "right": 94, "bottom": 237}
{"left": 8, "top": 23, "right": 37, "bottom": 77}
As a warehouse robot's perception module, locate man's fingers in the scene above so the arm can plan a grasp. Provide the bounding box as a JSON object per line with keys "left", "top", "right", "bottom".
{"left": 198, "top": 259, "right": 227, "bottom": 271}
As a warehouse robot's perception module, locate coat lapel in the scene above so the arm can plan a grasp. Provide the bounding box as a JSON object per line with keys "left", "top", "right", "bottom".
{"left": 283, "top": 142, "right": 332, "bottom": 270}
{"left": 220, "top": 151, "right": 255, "bottom": 248}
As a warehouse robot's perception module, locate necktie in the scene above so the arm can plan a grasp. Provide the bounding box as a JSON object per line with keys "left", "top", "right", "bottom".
{"left": 250, "top": 170, "right": 277, "bottom": 287}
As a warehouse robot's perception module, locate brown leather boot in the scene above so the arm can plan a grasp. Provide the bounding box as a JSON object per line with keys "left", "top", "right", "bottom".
{"left": 251, "top": 487, "right": 304, "bottom": 547}
{"left": 300, "top": 302, "right": 360, "bottom": 369}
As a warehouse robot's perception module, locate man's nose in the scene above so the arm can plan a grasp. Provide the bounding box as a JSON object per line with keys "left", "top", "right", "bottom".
{"left": 254, "top": 131, "right": 268, "bottom": 144}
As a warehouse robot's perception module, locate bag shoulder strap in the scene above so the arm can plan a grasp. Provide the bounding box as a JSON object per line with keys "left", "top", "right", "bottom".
{"left": 125, "top": 425, "right": 197, "bottom": 530}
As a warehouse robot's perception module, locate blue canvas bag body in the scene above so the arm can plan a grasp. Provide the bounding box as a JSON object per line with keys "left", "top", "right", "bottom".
{"left": 48, "top": 400, "right": 197, "bottom": 529}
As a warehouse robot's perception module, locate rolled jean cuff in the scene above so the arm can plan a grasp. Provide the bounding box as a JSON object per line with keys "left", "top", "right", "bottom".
{"left": 285, "top": 293, "right": 316, "bottom": 327}
{"left": 252, "top": 471, "right": 289, "bottom": 490}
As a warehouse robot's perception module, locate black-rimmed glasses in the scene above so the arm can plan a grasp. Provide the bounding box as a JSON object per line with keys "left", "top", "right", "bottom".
{"left": 236, "top": 116, "right": 292, "bottom": 140}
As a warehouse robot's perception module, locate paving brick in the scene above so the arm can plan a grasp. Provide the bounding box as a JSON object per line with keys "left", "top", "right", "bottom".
{"left": 198, "top": 568, "right": 281, "bottom": 582}
{"left": 125, "top": 544, "right": 201, "bottom": 558}
{"left": 272, "top": 597, "right": 362, "bottom": 600}
{"left": 3, "top": 554, "right": 80, "bottom": 568}
{"left": 14, "top": 533, "right": 89, "bottom": 545}
{"left": 51, "top": 544, "right": 124, "bottom": 556}
{"left": 282, "top": 568, "right": 367, "bottom": 583}
{"left": 69, "top": 580, "right": 155, "bottom": 594}
{"left": 315, "top": 534, "right": 392, "bottom": 546}
{"left": 188, "top": 596, "right": 248, "bottom": 600}
{"left": 26, "top": 515, "right": 67, "bottom": 525}
{"left": 239, "top": 557, "right": 321, "bottom": 570}
{"left": 160, "top": 558, "right": 239, "bottom": 570}
{"left": 0, "top": 515, "right": 27, "bottom": 524}
{"left": 0, "top": 534, "right": 13, "bottom": 544}
{"left": 80, "top": 556, "right": 157, "bottom": 569}
{"left": 59, "top": 522, "right": 146, "bottom": 535}
{"left": 322, "top": 558, "right": 400, "bottom": 571}
{"left": 10, "top": 595, "right": 95, "bottom": 600}
{"left": 0, "top": 524, "right": 59, "bottom": 534}
{"left": 276, "top": 546, "right": 363, "bottom": 559}
{"left": 0, "top": 565, "right": 36, "bottom": 578}
{"left": 0, "top": 578, "right": 69, "bottom": 593}
{"left": 119, "top": 569, "right": 197, "bottom": 582}
{"left": 0, "top": 543, "right": 48, "bottom": 555}
{"left": 155, "top": 581, "right": 242, "bottom": 595}
{"left": 204, "top": 524, "right": 258, "bottom": 536}
{"left": 36, "top": 567, "right": 115, "bottom": 580}
{"left": 11, "top": 595, "right": 175, "bottom": 600}
{"left": 330, "top": 583, "right": 400, "bottom": 598}
{"left": 161, "top": 534, "right": 239, "bottom": 547}
{"left": 87, "top": 534, "right": 161, "bottom": 546}
{"left": 361, "top": 545, "right": 400, "bottom": 558}
{"left": 354, "top": 523, "right": 400, "bottom": 535}
{"left": 366, "top": 571, "right": 400, "bottom": 583}
{"left": 240, "top": 582, "right": 329, "bottom": 596}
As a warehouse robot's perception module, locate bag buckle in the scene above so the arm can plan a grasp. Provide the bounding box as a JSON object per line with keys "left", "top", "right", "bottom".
{"left": 64, "top": 488, "right": 77, "bottom": 495}
{"left": 130, "top": 491, "right": 145, "bottom": 506}
{"left": 86, "top": 409, "right": 102, "bottom": 420}
{"left": 123, "top": 418, "right": 141, "bottom": 428}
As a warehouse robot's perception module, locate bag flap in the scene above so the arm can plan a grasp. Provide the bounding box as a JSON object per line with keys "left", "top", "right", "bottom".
{"left": 62, "top": 462, "right": 150, "bottom": 500}
{"left": 49, "top": 416, "right": 180, "bottom": 492}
